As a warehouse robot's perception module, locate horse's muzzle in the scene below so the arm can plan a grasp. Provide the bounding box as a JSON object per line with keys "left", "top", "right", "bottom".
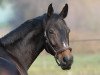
{"left": 60, "top": 56, "right": 73, "bottom": 70}
{"left": 56, "top": 48, "right": 73, "bottom": 70}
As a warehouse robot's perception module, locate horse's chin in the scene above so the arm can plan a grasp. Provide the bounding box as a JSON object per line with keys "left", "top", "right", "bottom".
{"left": 60, "top": 63, "right": 72, "bottom": 70}
{"left": 61, "top": 66, "right": 71, "bottom": 70}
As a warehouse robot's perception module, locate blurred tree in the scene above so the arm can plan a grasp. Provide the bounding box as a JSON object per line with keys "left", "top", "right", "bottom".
{"left": 0, "top": 0, "right": 3, "bottom": 6}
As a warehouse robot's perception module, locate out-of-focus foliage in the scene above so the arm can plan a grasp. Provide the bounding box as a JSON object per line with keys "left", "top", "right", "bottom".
{"left": 0, "top": 0, "right": 14, "bottom": 26}
{"left": 0, "top": 0, "right": 3, "bottom": 6}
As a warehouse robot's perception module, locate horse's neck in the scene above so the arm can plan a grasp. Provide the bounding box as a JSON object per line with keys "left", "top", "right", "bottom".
{"left": 8, "top": 28, "right": 44, "bottom": 70}
{"left": 1, "top": 18, "right": 45, "bottom": 70}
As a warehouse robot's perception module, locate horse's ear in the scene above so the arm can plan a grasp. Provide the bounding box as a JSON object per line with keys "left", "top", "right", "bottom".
{"left": 59, "top": 3, "right": 68, "bottom": 19}
{"left": 47, "top": 3, "right": 54, "bottom": 18}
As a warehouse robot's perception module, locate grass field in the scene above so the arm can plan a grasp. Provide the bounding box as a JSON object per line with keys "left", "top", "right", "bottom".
{"left": 28, "top": 53, "right": 100, "bottom": 75}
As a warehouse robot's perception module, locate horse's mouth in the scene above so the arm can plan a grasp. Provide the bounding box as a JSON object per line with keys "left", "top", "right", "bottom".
{"left": 59, "top": 58, "right": 73, "bottom": 70}
{"left": 61, "top": 65, "right": 71, "bottom": 70}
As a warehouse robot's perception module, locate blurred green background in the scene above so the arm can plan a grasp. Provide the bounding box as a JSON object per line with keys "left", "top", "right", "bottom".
{"left": 0, "top": 0, "right": 100, "bottom": 75}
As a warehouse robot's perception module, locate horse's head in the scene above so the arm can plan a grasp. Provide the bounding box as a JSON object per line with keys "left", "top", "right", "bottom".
{"left": 44, "top": 3, "right": 73, "bottom": 70}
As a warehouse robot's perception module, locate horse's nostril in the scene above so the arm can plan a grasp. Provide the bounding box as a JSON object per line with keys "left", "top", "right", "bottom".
{"left": 63, "top": 57, "right": 68, "bottom": 62}
{"left": 63, "top": 56, "right": 73, "bottom": 63}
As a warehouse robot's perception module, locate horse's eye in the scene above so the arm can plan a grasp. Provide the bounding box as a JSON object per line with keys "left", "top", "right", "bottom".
{"left": 49, "top": 30, "right": 54, "bottom": 34}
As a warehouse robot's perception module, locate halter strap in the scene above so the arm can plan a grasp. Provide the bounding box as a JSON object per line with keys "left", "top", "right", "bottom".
{"left": 44, "top": 30, "right": 72, "bottom": 66}
{"left": 44, "top": 30, "right": 71, "bottom": 54}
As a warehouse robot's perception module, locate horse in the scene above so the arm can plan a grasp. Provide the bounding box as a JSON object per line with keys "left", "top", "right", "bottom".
{"left": 0, "top": 3, "right": 73, "bottom": 75}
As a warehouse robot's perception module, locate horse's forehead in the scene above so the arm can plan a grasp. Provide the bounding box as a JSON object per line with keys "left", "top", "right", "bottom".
{"left": 53, "top": 19, "right": 67, "bottom": 29}
{"left": 48, "top": 18, "right": 66, "bottom": 26}
{"left": 46, "top": 14, "right": 68, "bottom": 30}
